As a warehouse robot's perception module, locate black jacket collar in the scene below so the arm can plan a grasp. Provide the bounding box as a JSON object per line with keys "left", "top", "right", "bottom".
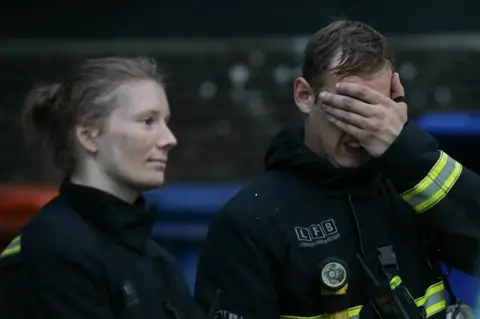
{"left": 59, "top": 181, "right": 156, "bottom": 252}
{"left": 264, "top": 124, "right": 382, "bottom": 192}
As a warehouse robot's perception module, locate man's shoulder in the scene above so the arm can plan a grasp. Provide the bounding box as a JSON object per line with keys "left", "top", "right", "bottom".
{"left": 216, "top": 171, "right": 296, "bottom": 228}
{"left": 224, "top": 170, "right": 291, "bottom": 206}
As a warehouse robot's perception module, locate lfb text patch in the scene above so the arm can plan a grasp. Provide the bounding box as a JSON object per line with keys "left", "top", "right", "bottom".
{"left": 294, "top": 218, "right": 340, "bottom": 247}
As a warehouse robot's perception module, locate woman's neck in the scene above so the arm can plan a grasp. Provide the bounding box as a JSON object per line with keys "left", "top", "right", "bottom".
{"left": 69, "top": 170, "right": 140, "bottom": 204}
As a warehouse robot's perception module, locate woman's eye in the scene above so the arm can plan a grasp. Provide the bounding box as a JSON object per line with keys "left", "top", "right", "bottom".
{"left": 143, "top": 117, "right": 154, "bottom": 126}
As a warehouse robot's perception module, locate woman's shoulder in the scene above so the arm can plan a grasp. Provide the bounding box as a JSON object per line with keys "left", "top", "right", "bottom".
{"left": 18, "top": 197, "right": 99, "bottom": 260}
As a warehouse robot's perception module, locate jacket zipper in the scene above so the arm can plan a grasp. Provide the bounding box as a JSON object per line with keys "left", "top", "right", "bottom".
{"left": 348, "top": 194, "right": 365, "bottom": 258}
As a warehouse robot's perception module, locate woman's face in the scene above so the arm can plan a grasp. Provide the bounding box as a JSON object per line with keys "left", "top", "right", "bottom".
{"left": 93, "top": 80, "right": 177, "bottom": 191}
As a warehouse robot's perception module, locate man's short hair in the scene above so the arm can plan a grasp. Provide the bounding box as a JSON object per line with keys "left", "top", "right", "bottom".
{"left": 302, "top": 19, "right": 393, "bottom": 91}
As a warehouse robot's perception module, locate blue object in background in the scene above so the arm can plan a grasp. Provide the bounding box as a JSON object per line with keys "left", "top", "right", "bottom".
{"left": 448, "top": 267, "right": 479, "bottom": 306}
{"left": 414, "top": 111, "right": 480, "bottom": 135}
{"left": 144, "top": 182, "right": 242, "bottom": 214}
{"left": 145, "top": 112, "right": 480, "bottom": 308}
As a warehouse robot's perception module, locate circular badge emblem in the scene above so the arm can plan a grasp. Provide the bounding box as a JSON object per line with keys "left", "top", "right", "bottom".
{"left": 320, "top": 261, "right": 347, "bottom": 290}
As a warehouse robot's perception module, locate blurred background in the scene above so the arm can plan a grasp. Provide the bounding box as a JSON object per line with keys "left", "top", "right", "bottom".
{"left": 1, "top": 0, "right": 480, "bottom": 313}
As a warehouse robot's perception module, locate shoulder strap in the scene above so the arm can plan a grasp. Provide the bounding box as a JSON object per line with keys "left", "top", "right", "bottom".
{"left": 424, "top": 237, "right": 457, "bottom": 305}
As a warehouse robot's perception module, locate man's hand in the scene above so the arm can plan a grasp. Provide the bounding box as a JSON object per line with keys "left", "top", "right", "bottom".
{"left": 318, "top": 72, "right": 408, "bottom": 157}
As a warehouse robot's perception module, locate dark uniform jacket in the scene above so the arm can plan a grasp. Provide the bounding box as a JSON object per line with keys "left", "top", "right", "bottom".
{"left": 0, "top": 182, "right": 204, "bottom": 319}
{"left": 195, "top": 122, "right": 480, "bottom": 319}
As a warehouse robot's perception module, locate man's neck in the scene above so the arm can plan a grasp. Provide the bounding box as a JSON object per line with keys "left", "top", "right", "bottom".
{"left": 303, "top": 124, "right": 325, "bottom": 158}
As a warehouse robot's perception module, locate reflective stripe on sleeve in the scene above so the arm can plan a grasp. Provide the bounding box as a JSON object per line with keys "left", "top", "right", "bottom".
{"left": 414, "top": 281, "right": 447, "bottom": 317}
{"left": 0, "top": 235, "right": 21, "bottom": 258}
{"left": 401, "top": 151, "right": 462, "bottom": 213}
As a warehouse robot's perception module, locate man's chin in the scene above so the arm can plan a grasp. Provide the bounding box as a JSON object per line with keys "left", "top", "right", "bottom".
{"left": 334, "top": 156, "right": 372, "bottom": 169}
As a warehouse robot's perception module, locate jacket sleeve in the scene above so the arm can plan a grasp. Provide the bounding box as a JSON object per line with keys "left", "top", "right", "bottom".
{"left": 378, "top": 121, "right": 480, "bottom": 275}
{"left": 165, "top": 261, "right": 206, "bottom": 319}
{"left": 149, "top": 241, "right": 206, "bottom": 319}
{"left": 194, "top": 212, "right": 280, "bottom": 319}
{"left": 27, "top": 252, "right": 115, "bottom": 319}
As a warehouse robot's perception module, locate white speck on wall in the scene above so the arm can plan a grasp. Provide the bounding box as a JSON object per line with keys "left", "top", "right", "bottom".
{"left": 434, "top": 86, "right": 452, "bottom": 105}
{"left": 399, "top": 62, "right": 417, "bottom": 81}
{"left": 273, "top": 64, "right": 292, "bottom": 86}
{"left": 199, "top": 81, "right": 217, "bottom": 100}
{"left": 229, "top": 64, "right": 250, "bottom": 86}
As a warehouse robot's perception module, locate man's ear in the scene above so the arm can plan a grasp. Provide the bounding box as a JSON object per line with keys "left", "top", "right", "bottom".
{"left": 294, "top": 77, "right": 316, "bottom": 115}
{"left": 75, "top": 123, "right": 100, "bottom": 154}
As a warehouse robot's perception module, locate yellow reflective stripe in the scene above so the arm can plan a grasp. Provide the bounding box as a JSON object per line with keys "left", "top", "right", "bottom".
{"left": 279, "top": 306, "right": 362, "bottom": 319}
{"left": 347, "top": 306, "right": 362, "bottom": 319}
{"left": 417, "top": 162, "right": 462, "bottom": 213}
{"left": 279, "top": 281, "right": 446, "bottom": 319}
{"left": 401, "top": 151, "right": 462, "bottom": 213}
{"left": 401, "top": 152, "right": 449, "bottom": 201}
{"left": 414, "top": 281, "right": 447, "bottom": 317}
{"left": 426, "top": 300, "right": 446, "bottom": 317}
{"left": 389, "top": 275, "right": 402, "bottom": 290}
{"left": 0, "top": 235, "right": 21, "bottom": 258}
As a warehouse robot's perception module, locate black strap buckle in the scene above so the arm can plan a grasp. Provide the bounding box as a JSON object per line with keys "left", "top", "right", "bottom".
{"left": 378, "top": 245, "right": 399, "bottom": 274}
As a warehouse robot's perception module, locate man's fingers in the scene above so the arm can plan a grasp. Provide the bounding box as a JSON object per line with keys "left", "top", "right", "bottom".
{"left": 326, "top": 115, "right": 363, "bottom": 137}
{"left": 323, "top": 105, "right": 370, "bottom": 129}
{"left": 334, "top": 82, "right": 388, "bottom": 105}
{"left": 390, "top": 72, "right": 405, "bottom": 100}
{"left": 319, "top": 91, "right": 375, "bottom": 116}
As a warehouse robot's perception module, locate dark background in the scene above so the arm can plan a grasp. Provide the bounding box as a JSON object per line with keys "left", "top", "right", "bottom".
{"left": 2, "top": 0, "right": 480, "bottom": 38}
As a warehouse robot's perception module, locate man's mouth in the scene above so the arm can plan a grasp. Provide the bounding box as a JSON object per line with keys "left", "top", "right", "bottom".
{"left": 345, "top": 142, "right": 362, "bottom": 149}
